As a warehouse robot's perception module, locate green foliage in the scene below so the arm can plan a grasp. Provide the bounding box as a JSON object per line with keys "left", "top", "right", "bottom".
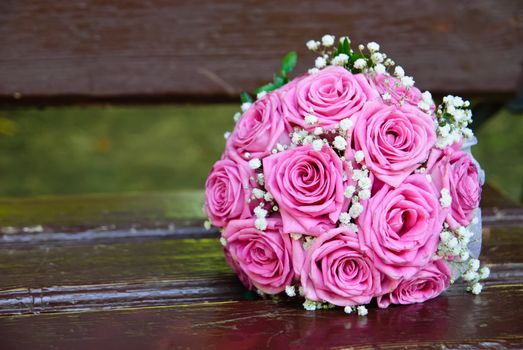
{"left": 253, "top": 51, "right": 298, "bottom": 95}
{"left": 0, "top": 106, "right": 521, "bottom": 204}
{"left": 0, "top": 105, "right": 237, "bottom": 197}
{"left": 334, "top": 38, "right": 351, "bottom": 57}
{"left": 239, "top": 91, "right": 253, "bottom": 104}
{"left": 280, "top": 51, "right": 297, "bottom": 76}
{"left": 348, "top": 52, "right": 365, "bottom": 64}
{"left": 472, "top": 109, "right": 523, "bottom": 204}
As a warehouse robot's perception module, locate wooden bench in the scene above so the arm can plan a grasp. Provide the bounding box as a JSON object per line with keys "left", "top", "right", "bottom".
{"left": 1, "top": 0, "right": 523, "bottom": 348}
{"left": 1, "top": 0, "right": 522, "bottom": 103}
{"left": 0, "top": 186, "right": 522, "bottom": 348}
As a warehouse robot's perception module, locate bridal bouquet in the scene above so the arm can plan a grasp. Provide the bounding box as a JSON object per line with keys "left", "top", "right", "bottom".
{"left": 205, "top": 34, "right": 488, "bottom": 314}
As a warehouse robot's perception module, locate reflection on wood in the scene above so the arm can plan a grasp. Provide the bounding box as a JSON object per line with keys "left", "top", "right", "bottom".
{"left": 0, "top": 185, "right": 521, "bottom": 348}
{"left": 1, "top": 289, "right": 522, "bottom": 349}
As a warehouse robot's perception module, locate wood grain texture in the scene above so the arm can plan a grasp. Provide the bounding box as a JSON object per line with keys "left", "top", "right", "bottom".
{"left": 1, "top": 286, "right": 523, "bottom": 350}
{"left": 0, "top": 190, "right": 207, "bottom": 233}
{"left": 0, "top": 188, "right": 521, "bottom": 348}
{"left": 0, "top": 0, "right": 522, "bottom": 104}
{"left": 0, "top": 186, "right": 521, "bottom": 316}
{"left": 0, "top": 224, "right": 520, "bottom": 315}
{"left": 0, "top": 185, "right": 519, "bottom": 316}
{"left": 0, "top": 185, "right": 519, "bottom": 234}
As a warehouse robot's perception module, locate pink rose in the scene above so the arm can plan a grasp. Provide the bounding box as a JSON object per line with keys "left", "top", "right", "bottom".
{"left": 427, "top": 147, "right": 481, "bottom": 229}
{"left": 223, "top": 246, "right": 254, "bottom": 291}
{"left": 377, "top": 259, "right": 451, "bottom": 308}
{"left": 225, "top": 92, "right": 291, "bottom": 162}
{"left": 263, "top": 145, "right": 348, "bottom": 236}
{"left": 277, "top": 72, "right": 308, "bottom": 93}
{"left": 301, "top": 227, "right": 382, "bottom": 306}
{"left": 368, "top": 73, "right": 434, "bottom": 112}
{"left": 358, "top": 174, "right": 444, "bottom": 279}
{"left": 204, "top": 159, "right": 255, "bottom": 227}
{"left": 222, "top": 218, "right": 295, "bottom": 294}
{"left": 281, "top": 66, "right": 379, "bottom": 131}
{"left": 426, "top": 146, "right": 453, "bottom": 193}
{"left": 352, "top": 101, "right": 436, "bottom": 187}
{"left": 448, "top": 151, "right": 482, "bottom": 228}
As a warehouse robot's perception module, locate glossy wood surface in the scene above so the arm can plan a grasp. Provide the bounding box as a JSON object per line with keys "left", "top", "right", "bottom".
{"left": 0, "top": 185, "right": 521, "bottom": 349}
{"left": 0, "top": 0, "right": 522, "bottom": 104}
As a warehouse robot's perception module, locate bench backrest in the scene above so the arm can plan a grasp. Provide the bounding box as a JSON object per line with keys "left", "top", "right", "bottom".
{"left": 0, "top": 0, "right": 522, "bottom": 104}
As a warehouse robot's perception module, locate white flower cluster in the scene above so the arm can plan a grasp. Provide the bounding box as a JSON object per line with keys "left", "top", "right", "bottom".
{"left": 254, "top": 205, "right": 268, "bottom": 231}
{"left": 285, "top": 285, "right": 297, "bottom": 297}
{"left": 390, "top": 65, "right": 416, "bottom": 88}
{"left": 248, "top": 174, "right": 280, "bottom": 229}
{"left": 302, "top": 236, "right": 315, "bottom": 250}
{"left": 249, "top": 158, "right": 261, "bottom": 169}
{"left": 437, "top": 225, "right": 473, "bottom": 261}
{"left": 344, "top": 305, "right": 368, "bottom": 316}
{"left": 435, "top": 95, "right": 473, "bottom": 149}
{"left": 289, "top": 117, "right": 354, "bottom": 152}
{"left": 338, "top": 160, "right": 372, "bottom": 232}
{"left": 303, "top": 299, "right": 336, "bottom": 311}
{"left": 463, "top": 259, "right": 490, "bottom": 295}
{"left": 418, "top": 91, "right": 434, "bottom": 113}
{"left": 440, "top": 188, "right": 452, "bottom": 208}
{"left": 437, "top": 222, "right": 489, "bottom": 295}
{"left": 305, "top": 35, "right": 400, "bottom": 76}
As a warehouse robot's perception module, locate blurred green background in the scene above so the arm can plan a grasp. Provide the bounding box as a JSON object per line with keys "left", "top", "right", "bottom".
{"left": 0, "top": 105, "right": 521, "bottom": 204}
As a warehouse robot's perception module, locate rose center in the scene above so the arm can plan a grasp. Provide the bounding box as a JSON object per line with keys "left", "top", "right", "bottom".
{"left": 388, "top": 207, "right": 418, "bottom": 236}
{"left": 250, "top": 243, "right": 274, "bottom": 264}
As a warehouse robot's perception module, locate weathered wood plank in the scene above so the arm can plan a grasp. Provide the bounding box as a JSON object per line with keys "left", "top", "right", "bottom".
{"left": 0, "top": 186, "right": 520, "bottom": 315}
{"left": 0, "top": 191, "right": 521, "bottom": 347}
{"left": 0, "top": 226, "right": 521, "bottom": 292}
{"left": 0, "top": 223, "right": 521, "bottom": 315}
{"left": 0, "top": 0, "right": 522, "bottom": 104}
{"left": 0, "top": 261, "right": 519, "bottom": 316}
{"left": 0, "top": 185, "right": 520, "bottom": 234}
{"left": 0, "top": 191, "right": 207, "bottom": 233}
{"left": 0, "top": 238, "right": 231, "bottom": 291}
{"left": 1, "top": 283, "right": 522, "bottom": 350}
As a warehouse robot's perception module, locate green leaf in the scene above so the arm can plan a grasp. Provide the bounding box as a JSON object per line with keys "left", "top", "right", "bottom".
{"left": 349, "top": 52, "right": 365, "bottom": 64}
{"left": 280, "top": 51, "right": 297, "bottom": 76}
{"left": 240, "top": 91, "right": 253, "bottom": 104}
{"left": 341, "top": 38, "right": 350, "bottom": 54}
{"left": 334, "top": 38, "right": 351, "bottom": 57}
{"left": 254, "top": 82, "right": 277, "bottom": 94}
{"left": 273, "top": 75, "right": 287, "bottom": 87}
{"left": 252, "top": 52, "right": 297, "bottom": 97}
{"left": 334, "top": 42, "right": 342, "bottom": 57}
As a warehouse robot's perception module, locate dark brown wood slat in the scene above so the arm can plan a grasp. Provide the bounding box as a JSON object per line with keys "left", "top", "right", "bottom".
{"left": 0, "top": 186, "right": 520, "bottom": 315}
{"left": 0, "top": 191, "right": 208, "bottom": 233}
{"left": 0, "top": 226, "right": 520, "bottom": 291}
{"left": 1, "top": 283, "right": 522, "bottom": 350}
{"left": 0, "top": 193, "right": 520, "bottom": 347}
{"left": 0, "top": 185, "right": 520, "bottom": 235}
{"left": 0, "top": 279, "right": 246, "bottom": 316}
{"left": 0, "top": 238, "right": 230, "bottom": 291}
{"left": 0, "top": 262, "right": 518, "bottom": 316}
{"left": 0, "top": 0, "right": 522, "bottom": 104}
{"left": 0, "top": 223, "right": 520, "bottom": 315}
{"left": 0, "top": 236, "right": 242, "bottom": 315}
